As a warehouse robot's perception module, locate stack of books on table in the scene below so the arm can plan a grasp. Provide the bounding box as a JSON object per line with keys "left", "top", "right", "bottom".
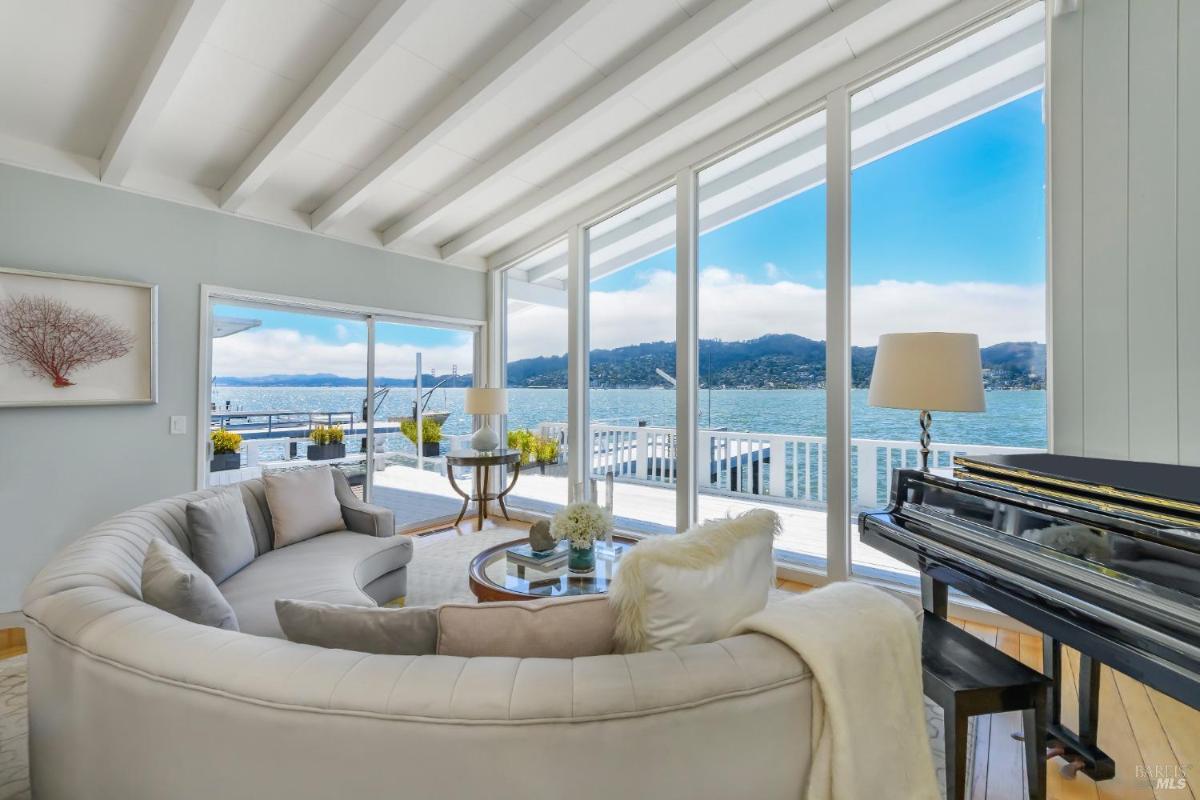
{"left": 506, "top": 541, "right": 568, "bottom": 571}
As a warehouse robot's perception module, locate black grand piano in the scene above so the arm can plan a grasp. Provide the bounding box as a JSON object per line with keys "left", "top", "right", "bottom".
{"left": 859, "top": 453, "right": 1200, "bottom": 781}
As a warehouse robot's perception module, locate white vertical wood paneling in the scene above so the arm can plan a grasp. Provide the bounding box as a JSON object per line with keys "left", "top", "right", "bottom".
{"left": 1051, "top": 0, "right": 1199, "bottom": 465}
{"left": 675, "top": 170, "right": 698, "bottom": 532}
{"left": 1048, "top": 3, "right": 1084, "bottom": 456}
{"left": 826, "top": 88, "right": 851, "bottom": 582}
{"left": 1079, "top": 0, "right": 1129, "bottom": 459}
{"left": 1179, "top": 0, "right": 1200, "bottom": 466}
{"left": 1127, "top": 0, "right": 1179, "bottom": 462}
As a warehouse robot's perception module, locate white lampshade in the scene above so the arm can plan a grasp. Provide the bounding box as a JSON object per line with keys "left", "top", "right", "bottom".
{"left": 464, "top": 387, "right": 508, "bottom": 415}
{"left": 868, "top": 333, "right": 986, "bottom": 413}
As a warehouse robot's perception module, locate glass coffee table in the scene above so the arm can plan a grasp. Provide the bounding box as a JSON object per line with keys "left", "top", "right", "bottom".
{"left": 468, "top": 535, "right": 638, "bottom": 602}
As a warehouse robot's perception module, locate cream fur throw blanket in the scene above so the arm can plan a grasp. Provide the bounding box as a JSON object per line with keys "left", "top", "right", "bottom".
{"left": 734, "top": 582, "right": 939, "bottom": 800}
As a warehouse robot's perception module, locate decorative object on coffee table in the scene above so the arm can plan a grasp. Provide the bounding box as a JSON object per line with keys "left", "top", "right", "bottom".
{"left": 444, "top": 448, "right": 521, "bottom": 529}
{"left": 469, "top": 533, "right": 636, "bottom": 602}
{"left": 307, "top": 425, "right": 346, "bottom": 460}
{"left": 528, "top": 519, "right": 554, "bottom": 552}
{"left": 0, "top": 267, "right": 157, "bottom": 407}
{"left": 551, "top": 502, "right": 613, "bottom": 574}
{"left": 464, "top": 387, "right": 507, "bottom": 451}
{"left": 209, "top": 429, "right": 242, "bottom": 472}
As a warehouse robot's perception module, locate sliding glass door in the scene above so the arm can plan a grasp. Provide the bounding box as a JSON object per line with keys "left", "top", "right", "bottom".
{"left": 368, "top": 319, "right": 475, "bottom": 531}
{"left": 204, "top": 294, "right": 481, "bottom": 534}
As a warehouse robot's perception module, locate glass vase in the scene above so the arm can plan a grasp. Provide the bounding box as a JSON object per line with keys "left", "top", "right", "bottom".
{"left": 568, "top": 542, "right": 595, "bottom": 573}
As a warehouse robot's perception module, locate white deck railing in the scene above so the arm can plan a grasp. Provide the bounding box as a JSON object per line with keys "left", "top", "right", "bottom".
{"left": 537, "top": 421, "right": 1040, "bottom": 511}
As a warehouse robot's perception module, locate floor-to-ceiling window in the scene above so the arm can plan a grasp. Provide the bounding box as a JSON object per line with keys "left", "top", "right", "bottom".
{"left": 697, "top": 110, "right": 828, "bottom": 567}
{"left": 848, "top": 4, "right": 1048, "bottom": 581}
{"left": 585, "top": 187, "right": 678, "bottom": 534}
{"left": 488, "top": 2, "right": 1048, "bottom": 584}
{"left": 503, "top": 242, "right": 571, "bottom": 515}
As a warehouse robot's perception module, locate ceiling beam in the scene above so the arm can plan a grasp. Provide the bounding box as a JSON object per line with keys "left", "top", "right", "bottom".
{"left": 218, "top": 0, "right": 435, "bottom": 212}
{"left": 507, "top": 275, "right": 567, "bottom": 307}
{"left": 379, "top": 0, "right": 758, "bottom": 247}
{"left": 100, "top": 0, "right": 226, "bottom": 185}
{"left": 483, "top": 0, "right": 1020, "bottom": 270}
{"left": 310, "top": 0, "right": 610, "bottom": 233}
{"left": 439, "top": 0, "right": 891, "bottom": 258}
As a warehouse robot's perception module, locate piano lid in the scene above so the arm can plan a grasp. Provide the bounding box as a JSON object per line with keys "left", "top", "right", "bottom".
{"left": 953, "top": 453, "right": 1200, "bottom": 522}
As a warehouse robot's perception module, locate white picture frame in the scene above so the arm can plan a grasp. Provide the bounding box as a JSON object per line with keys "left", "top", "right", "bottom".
{"left": 0, "top": 267, "right": 158, "bottom": 407}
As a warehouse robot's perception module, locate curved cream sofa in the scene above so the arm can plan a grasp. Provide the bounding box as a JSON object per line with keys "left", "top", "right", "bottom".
{"left": 23, "top": 482, "right": 814, "bottom": 799}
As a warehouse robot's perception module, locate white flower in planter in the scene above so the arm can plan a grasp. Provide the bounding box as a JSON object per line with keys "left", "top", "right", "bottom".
{"left": 550, "top": 502, "right": 613, "bottom": 549}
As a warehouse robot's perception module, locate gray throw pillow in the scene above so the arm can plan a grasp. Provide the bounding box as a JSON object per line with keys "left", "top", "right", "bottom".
{"left": 142, "top": 538, "right": 239, "bottom": 630}
{"left": 275, "top": 599, "right": 438, "bottom": 655}
{"left": 186, "top": 487, "right": 257, "bottom": 583}
{"left": 263, "top": 467, "right": 345, "bottom": 548}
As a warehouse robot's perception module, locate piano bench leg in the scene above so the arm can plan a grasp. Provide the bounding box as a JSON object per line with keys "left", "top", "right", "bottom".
{"left": 944, "top": 703, "right": 969, "bottom": 800}
{"left": 1023, "top": 689, "right": 1048, "bottom": 800}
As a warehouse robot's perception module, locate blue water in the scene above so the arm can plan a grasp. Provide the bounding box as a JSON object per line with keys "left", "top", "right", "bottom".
{"left": 210, "top": 386, "right": 1046, "bottom": 450}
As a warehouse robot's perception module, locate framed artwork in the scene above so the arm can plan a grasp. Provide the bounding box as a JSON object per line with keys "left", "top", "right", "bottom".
{"left": 0, "top": 267, "right": 157, "bottom": 407}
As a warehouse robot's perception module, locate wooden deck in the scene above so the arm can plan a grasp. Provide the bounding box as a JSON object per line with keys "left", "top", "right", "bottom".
{"left": 369, "top": 463, "right": 915, "bottom": 575}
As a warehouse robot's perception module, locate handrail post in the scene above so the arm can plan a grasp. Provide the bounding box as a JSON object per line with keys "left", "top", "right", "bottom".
{"left": 635, "top": 428, "right": 648, "bottom": 480}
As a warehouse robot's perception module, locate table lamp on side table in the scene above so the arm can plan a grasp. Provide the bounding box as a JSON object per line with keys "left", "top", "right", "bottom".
{"left": 465, "top": 387, "right": 507, "bottom": 451}
{"left": 867, "top": 332, "right": 986, "bottom": 472}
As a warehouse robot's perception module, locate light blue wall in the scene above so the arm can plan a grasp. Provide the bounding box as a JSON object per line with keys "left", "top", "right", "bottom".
{"left": 0, "top": 163, "right": 485, "bottom": 611}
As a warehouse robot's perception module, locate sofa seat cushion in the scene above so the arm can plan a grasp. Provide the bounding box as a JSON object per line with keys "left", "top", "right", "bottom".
{"left": 219, "top": 531, "right": 413, "bottom": 637}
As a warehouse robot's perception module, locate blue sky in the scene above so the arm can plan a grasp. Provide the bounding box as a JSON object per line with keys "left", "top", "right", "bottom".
{"left": 595, "top": 90, "right": 1046, "bottom": 293}
{"left": 217, "top": 91, "right": 1046, "bottom": 372}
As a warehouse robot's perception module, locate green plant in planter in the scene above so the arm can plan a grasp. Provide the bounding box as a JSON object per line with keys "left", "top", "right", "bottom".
{"left": 210, "top": 429, "right": 242, "bottom": 454}
{"left": 534, "top": 436, "right": 559, "bottom": 464}
{"left": 507, "top": 428, "right": 537, "bottom": 464}
{"left": 400, "top": 417, "right": 442, "bottom": 445}
{"left": 309, "top": 425, "right": 345, "bottom": 445}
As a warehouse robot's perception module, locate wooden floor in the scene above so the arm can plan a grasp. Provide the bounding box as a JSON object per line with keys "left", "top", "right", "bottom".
{"left": 2, "top": 554, "right": 1195, "bottom": 800}
{"left": 782, "top": 578, "right": 1199, "bottom": 800}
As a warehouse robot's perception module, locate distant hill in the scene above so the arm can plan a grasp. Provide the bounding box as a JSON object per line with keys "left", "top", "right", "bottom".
{"left": 507, "top": 334, "right": 1046, "bottom": 390}
{"left": 212, "top": 372, "right": 473, "bottom": 388}
{"left": 214, "top": 336, "right": 1045, "bottom": 390}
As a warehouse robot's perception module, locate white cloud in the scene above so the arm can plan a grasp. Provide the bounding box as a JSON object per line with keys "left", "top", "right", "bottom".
{"left": 764, "top": 261, "right": 782, "bottom": 280}
{"left": 507, "top": 269, "right": 1044, "bottom": 360}
{"left": 212, "top": 328, "right": 474, "bottom": 378}
{"left": 334, "top": 323, "right": 350, "bottom": 341}
{"left": 216, "top": 272, "right": 1046, "bottom": 374}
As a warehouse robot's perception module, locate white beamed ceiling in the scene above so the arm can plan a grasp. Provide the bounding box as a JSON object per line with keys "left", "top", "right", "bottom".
{"left": 0, "top": 0, "right": 1008, "bottom": 271}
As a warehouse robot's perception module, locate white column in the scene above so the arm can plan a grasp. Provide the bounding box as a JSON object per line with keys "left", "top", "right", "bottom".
{"left": 415, "top": 351, "right": 423, "bottom": 470}
{"left": 567, "top": 224, "right": 590, "bottom": 503}
{"left": 825, "top": 89, "right": 852, "bottom": 582}
{"left": 365, "top": 316, "right": 376, "bottom": 501}
{"left": 675, "top": 170, "right": 699, "bottom": 532}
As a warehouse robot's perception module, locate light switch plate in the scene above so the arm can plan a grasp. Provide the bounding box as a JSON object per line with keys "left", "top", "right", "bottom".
{"left": 170, "top": 416, "right": 187, "bottom": 435}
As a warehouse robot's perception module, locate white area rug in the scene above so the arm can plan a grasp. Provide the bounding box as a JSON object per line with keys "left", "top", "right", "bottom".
{"left": 0, "top": 655, "right": 29, "bottom": 800}
{"left": 0, "top": 529, "right": 981, "bottom": 800}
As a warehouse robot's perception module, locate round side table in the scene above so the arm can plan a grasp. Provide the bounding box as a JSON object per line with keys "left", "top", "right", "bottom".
{"left": 444, "top": 448, "right": 522, "bottom": 530}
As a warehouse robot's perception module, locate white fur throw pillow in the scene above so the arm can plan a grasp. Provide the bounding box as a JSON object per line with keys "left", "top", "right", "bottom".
{"left": 608, "top": 508, "right": 778, "bottom": 652}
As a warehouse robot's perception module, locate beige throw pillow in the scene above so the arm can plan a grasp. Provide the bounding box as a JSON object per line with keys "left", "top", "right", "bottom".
{"left": 608, "top": 508, "right": 778, "bottom": 652}
{"left": 436, "top": 595, "right": 616, "bottom": 658}
{"left": 141, "top": 538, "right": 239, "bottom": 631}
{"left": 263, "top": 466, "right": 345, "bottom": 548}
{"left": 275, "top": 599, "right": 438, "bottom": 655}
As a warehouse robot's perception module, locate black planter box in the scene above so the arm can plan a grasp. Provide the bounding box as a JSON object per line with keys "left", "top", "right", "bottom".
{"left": 307, "top": 443, "right": 346, "bottom": 461}
{"left": 210, "top": 452, "right": 241, "bottom": 472}
{"left": 421, "top": 441, "right": 441, "bottom": 457}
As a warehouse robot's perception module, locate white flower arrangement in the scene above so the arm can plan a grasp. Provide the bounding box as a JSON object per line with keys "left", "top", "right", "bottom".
{"left": 550, "top": 502, "right": 613, "bottom": 549}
